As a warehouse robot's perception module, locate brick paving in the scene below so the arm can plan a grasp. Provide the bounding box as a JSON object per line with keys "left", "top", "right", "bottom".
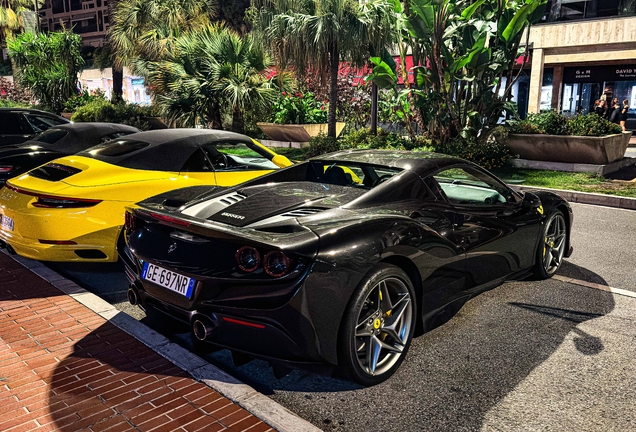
{"left": 0, "top": 253, "right": 275, "bottom": 432}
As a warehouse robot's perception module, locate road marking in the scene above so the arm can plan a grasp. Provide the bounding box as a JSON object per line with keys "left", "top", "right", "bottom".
{"left": 554, "top": 275, "right": 636, "bottom": 299}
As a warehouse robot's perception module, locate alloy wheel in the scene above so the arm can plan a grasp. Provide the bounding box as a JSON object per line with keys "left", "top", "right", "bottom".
{"left": 354, "top": 277, "right": 413, "bottom": 377}
{"left": 543, "top": 213, "right": 567, "bottom": 275}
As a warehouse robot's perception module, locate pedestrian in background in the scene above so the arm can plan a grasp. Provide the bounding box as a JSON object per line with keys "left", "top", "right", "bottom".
{"left": 600, "top": 95, "right": 610, "bottom": 119}
{"left": 610, "top": 101, "right": 622, "bottom": 125}
{"left": 620, "top": 99, "right": 629, "bottom": 132}
{"left": 595, "top": 99, "right": 606, "bottom": 116}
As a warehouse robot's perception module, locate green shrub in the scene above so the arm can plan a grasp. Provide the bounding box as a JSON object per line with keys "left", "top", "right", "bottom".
{"left": 0, "top": 99, "right": 31, "bottom": 108}
{"left": 433, "top": 126, "right": 511, "bottom": 170}
{"left": 71, "top": 100, "right": 155, "bottom": 130}
{"left": 526, "top": 110, "right": 569, "bottom": 135}
{"left": 339, "top": 128, "right": 431, "bottom": 151}
{"left": 507, "top": 120, "right": 544, "bottom": 134}
{"left": 63, "top": 89, "right": 107, "bottom": 113}
{"left": 306, "top": 133, "right": 341, "bottom": 158}
{"left": 272, "top": 92, "right": 328, "bottom": 125}
{"left": 567, "top": 113, "right": 623, "bottom": 137}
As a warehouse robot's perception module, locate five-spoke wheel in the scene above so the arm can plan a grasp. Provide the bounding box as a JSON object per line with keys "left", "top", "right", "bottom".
{"left": 534, "top": 210, "right": 567, "bottom": 279}
{"left": 339, "top": 264, "right": 416, "bottom": 385}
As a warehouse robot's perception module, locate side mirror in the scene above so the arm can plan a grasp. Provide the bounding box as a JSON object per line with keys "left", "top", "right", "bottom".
{"left": 272, "top": 154, "right": 293, "bottom": 168}
{"left": 522, "top": 192, "right": 542, "bottom": 210}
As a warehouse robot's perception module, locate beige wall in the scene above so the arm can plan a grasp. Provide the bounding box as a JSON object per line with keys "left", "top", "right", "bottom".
{"left": 530, "top": 17, "right": 636, "bottom": 49}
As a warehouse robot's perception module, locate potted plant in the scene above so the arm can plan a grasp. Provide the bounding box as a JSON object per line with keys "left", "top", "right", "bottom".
{"left": 506, "top": 112, "right": 630, "bottom": 165}
{"left": 258, "top": 92, "right": 345, "bottom": 142}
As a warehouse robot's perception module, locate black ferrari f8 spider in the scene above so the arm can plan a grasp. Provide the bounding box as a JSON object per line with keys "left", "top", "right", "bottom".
{"left": 121, "top": 150, "right": 573, "bottom": 385}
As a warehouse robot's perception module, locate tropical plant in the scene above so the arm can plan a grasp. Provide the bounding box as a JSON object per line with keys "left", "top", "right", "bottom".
{"left": 8, "top": 30, "right": 84, "bottom": 114}
{"left": 145, "top": 24, "right": 279, "bottom": 132}
{"left": 272, "top": 91, "right": 328, "bottom": 124}
{"left": 0, "top": 0, "right": 41, "bottom": 49}
{"left": 108, "top": 0, "right": 217, "bottom": 100}
{"left": 368, "top": 0, "right": 547, "bottom": 143}
{"left": 251, "top": 0, "right": 397, "bottom": 137}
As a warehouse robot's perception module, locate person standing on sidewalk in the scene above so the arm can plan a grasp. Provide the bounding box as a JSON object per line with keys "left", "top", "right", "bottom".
{"left": 620, "top": 99, "right": 629, "bottom": 132}
{"left": 610, "top": 102, "right": 622, "bottom": 125}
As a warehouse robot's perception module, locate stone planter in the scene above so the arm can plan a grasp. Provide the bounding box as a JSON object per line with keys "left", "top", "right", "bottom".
{"left": 507, "top": 131, "right": 632, "bottom": 165}
{"left": 61, "top": 112, "right": 73, "bottom": 120}
{"left": 257, "top": 122, "right": 346, "bottom": 142}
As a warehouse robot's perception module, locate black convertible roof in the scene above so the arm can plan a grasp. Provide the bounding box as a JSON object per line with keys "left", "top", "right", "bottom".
{"left": 77, "top": 129, "right": 256, "bottom": 171}
{"left": 319, "top": 149, "right": 464, "bottom": 174}
{"left": 37, "top": 122, "right": 138, "bottom": 142}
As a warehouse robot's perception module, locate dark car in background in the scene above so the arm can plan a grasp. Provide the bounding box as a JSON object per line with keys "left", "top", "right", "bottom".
{"left": 121, "top": 150, "right": 573, "bottom": 385}
{"left": 0, "top": 122, "right": 140, "bottom": 184}
{"left": 0, "top": 108, "right": 70, "bottom": 146}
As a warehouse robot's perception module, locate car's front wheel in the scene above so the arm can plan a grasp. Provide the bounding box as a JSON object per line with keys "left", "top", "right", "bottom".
{"left": 534, "top": 210, "right": 567, "bottom": 279}
{"left": 338, "top": 264, "right": 416, "bottom": 386}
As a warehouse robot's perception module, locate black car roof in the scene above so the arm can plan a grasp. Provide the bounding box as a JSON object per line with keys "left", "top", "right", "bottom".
{"left": 77, "top": 128, "right": 257, "bottom": 171}
{"left": 20, "top": 122, "right": 140, "bottom": 148}
{"left": 318, "top": 149, "right": 465, "bottom": 174}
{"left": 0, "top": 107, "right": 69, "bottom": 121}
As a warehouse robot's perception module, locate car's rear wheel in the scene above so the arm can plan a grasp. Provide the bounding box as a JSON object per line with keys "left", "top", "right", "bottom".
{"left": 534, "top": 210, "right": 567, "bottom": 279}
{"left": 338, "top": 264, "right": 416, "bottom": 386}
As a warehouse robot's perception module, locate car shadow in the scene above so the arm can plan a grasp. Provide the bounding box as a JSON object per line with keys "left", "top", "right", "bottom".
{"left": 192, "top": 262, "right": 616, "bottom": 431}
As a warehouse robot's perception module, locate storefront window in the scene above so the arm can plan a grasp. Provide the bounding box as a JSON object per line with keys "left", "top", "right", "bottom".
{"left": 541, "top": 69, "right": 554, "bottom": 111}
{"left": 562, "top": 65, "right": 636, "bottom": 129}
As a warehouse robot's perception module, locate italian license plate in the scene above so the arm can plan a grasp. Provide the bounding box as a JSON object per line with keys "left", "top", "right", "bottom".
{"left": 142, "top": 262, "right": 195, "bottom": 298}
{"left": 0, "top": 215, "right": 14, "bottom": 232}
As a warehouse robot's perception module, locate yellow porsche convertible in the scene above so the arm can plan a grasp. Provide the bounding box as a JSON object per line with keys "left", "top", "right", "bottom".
{"left": 0, "top": 129, "right": 292, "bottom": 262}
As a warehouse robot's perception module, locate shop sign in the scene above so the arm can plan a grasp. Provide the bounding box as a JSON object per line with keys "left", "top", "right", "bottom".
{"left": 131, "top": 78, "right": 145, "bottom": 85}
{"left": 564, "top": 65, "right": 636, "bottom": 82}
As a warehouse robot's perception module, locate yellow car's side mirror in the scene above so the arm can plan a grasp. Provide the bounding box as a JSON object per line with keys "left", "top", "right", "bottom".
{"left": 272, "top": 154, "right": 293, "bottom": 168}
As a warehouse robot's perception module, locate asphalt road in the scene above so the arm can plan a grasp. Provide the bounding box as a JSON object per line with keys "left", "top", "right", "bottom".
{"left": 45, "top": 202, "right": 636, "bottom": 431}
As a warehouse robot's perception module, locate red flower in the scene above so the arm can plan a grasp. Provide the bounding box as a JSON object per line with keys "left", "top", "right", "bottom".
{"left": 282, "top": 91, "right": 287, "bottom": 96}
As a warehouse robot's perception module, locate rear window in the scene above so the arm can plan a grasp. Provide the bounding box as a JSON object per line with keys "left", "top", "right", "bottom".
{"left": 85, "top": 139, "right": 150, "bottom": 157}
{"left": 34, "top": 129, "right": 68, "bottom": 144}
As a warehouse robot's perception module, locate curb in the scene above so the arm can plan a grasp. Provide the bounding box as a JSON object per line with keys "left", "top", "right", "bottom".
{"left": 1, "top": 249, "right": 321, "bottom": 432}
{"left": 510, "top": 185, "right": 636, "bottom": 211}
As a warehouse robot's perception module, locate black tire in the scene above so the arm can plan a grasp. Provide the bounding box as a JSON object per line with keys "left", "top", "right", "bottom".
{"left": 338, "top": 263, "right": 417, "bottom": 386}
{"left": 533, "top": 210, "right": 567, "bottom": 280}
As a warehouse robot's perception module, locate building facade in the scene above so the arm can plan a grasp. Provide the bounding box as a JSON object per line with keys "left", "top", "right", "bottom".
{"left": 528, "top": 0, "right": 636, "bottom": 128}
{"left": 39, "top": 0, "right": 110, "bottom": 47}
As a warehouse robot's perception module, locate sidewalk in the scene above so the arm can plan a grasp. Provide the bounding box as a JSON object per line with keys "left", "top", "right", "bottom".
{"left": 0, "top": 252, "right": 274, "bottom": 432}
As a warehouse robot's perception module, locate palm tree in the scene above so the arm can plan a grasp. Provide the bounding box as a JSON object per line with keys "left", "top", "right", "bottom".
{"left": 107, "top": 0, "right": 216, "bottom": 100}
{"left": 251, "top": 0, "right": 396, "bottom": 137}
{"left": 0, "top": 0, "right": 40, "bottom": 49}
{"left": 146, "top": 24, "right": 280, "bottom": 132}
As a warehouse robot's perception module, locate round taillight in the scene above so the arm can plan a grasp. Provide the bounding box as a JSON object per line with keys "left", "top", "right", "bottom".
{"left": 236, "top": 246, "right": 260, "bottom": 272}
{"left": 263, "top": 251, "right": 291, "bottom": 277}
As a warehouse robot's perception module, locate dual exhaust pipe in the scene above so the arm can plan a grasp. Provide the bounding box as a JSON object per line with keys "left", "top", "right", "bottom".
{"left": 126, "top": 284, "right": 216, "bottom": 341}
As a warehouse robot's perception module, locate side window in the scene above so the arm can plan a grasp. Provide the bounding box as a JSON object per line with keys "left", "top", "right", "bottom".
{"left": 0, "top": 113, "right": 30, "bottom": 134}
{"left": 432, "top": 166, "right": 511, "bottom": 205}
{"left": 181, "top": 148, "right": 213, "bottom": 172}
{"left": 25, "top": 115, "right": 66, "bottom": 133}
{"left": 204, "top": 142, "right": 278, "bottom": 171}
